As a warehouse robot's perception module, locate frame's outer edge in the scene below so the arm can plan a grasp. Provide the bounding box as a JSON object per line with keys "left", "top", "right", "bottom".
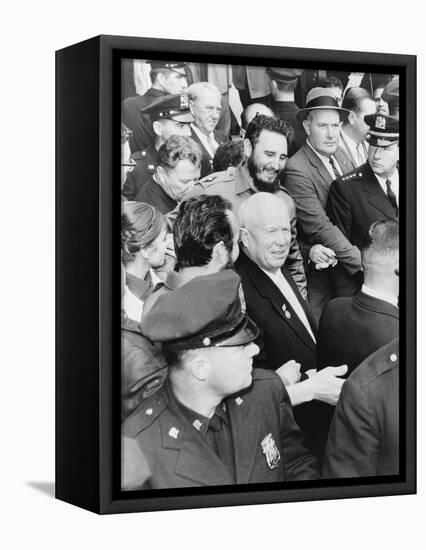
{"left": 56, "top": 34, "right": 416, "bottom": 515}
{"left": 55, "top": 35, "right": 102, "bottom": 514}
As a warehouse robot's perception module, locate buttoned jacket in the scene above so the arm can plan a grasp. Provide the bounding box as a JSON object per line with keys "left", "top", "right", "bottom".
{"left": 282, "top": 142, "right": 361, "bottom": 275}
{"left": 122, "top": 369, "right": 319, "bottom": 489}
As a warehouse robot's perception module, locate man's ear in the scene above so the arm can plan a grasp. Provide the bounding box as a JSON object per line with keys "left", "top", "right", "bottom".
{"left": 211, "top": 241, "right": 227, "bottom": 266}
{"left": 239, "top": 227, "right": 250, "bottom": 249}
{"left": 243, "top": 138, "right": 252, "bottom": 159}
{"left": 152, "top": 120, "right": 162, "bottom": 137}
{"left": 302, "top": 119, "right": 311, "bottom": 136}
{"left": 348, "top": 110, "right": 356, "bottom": 126}
{"left": 190, "top": 354, "right": 210, "bottom": 381}
{"left": 189, "top": 99, "right": 195, "bottom": 116}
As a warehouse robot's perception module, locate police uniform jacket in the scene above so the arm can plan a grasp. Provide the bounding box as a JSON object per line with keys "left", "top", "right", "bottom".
{"left": 182, "top": 163, "right": 307, "bottom": 297}
{"left": 317, "top": 291, "right": 399, "bottom": 375}
{"left": 282, "top": 142, "right": 361, "bottom": 275}
{"left": 326, "top": 162, "right": 398, "bottom": 251}
{"left": 122, "top": 147, "right": 157, "bottom": 201}
{"left": 323, "top": 338, "right": 399, "bottom": 478}
{"left": 122, "top": 88, "right": 165, "bottom": 153}
{"left": 122, "top": 368, "right": 319, "bottom": 489}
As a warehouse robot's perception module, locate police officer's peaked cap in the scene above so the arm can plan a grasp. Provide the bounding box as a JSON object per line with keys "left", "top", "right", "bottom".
{"left": 140, "top": 270, "right": 259, "bottom": 350}
{"left": 365, "top": 113, "right": 399, "bottom": 146}
{"left": 149, "top": 61, "right": 187, "bottom": 73}
{"left": 141, "top": 93, "right": 194, "bottom": 123}
{"left": 268, "top": 67, "right": 303, "bottom": 81}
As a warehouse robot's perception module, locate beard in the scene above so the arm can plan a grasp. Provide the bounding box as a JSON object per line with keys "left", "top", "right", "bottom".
{"left": 247, "top": 157, "right": 281, "bottom": 193}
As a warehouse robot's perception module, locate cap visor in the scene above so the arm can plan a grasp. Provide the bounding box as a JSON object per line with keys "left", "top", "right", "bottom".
{"left": 366, "top": 136, "right": 399, "bottom": 147}
{"left": 214, "top": 316, "right": 259, "bottom": 347}
{"left": 170, "top": 112, "right": 194, "bottom": 123}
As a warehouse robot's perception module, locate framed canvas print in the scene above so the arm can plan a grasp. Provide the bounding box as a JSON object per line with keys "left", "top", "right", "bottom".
{"left": 56, "top": 34, "right": 416, "bottom": 514}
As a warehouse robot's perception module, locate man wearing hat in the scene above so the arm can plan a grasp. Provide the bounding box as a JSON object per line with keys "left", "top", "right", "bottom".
{"left": 268, "top": 67, "right": 305, "bottom": 152}
{"left": 122, "top": 270, "right": 319, "bottom": 490}
{"left": 122, "top": 92, "right": 194, "bottom": 200}
{"left": 122, "top": 61, "right": 188, "bottom": 153}
{"left": 282, "top": 87, "right": 361, "bottom": 322}
{"left": 326, "top": 113, "right": 399, "bottom": 295}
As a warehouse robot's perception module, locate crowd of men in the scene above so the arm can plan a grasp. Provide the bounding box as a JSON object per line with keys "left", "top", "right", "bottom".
{"left": 120, "top": 61, "right": 400, "bottom": 490}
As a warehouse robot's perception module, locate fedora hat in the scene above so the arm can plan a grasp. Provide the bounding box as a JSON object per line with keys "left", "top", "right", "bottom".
{"left": 297, "top": 87, "right": 351, "bottom": 122}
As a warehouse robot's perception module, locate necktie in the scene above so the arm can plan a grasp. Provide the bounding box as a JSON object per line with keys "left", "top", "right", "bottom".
{"left": 329, "top": 156, "right": 341, "bottom": 179}
{"left": 207, "top": 133, "right": 217, "bottom": 155}
{"left": 386, "top": 179, "right": 399, "bottom": 216}
{"left": 356, "top": 144, "right": 364, "bottom": 165}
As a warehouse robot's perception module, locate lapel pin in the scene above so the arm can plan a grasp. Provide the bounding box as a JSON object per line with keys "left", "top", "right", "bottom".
{"left": 192, "top": 419, "right": 202, "bottom": 431}
{"left": 169, "top": 427, "right": 180, "bottom": 439}
{"left": 261, "top": 433, "right": 280, "bottom": 470}
{"left": 282, "top": 303, "right": 291, "bottom": 319}
{"left": 235, "top": 397, "right": 243, "bottom": 406}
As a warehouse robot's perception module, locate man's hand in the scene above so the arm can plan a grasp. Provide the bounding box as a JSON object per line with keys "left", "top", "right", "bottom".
{"left": 307, "top": 365, "right": 348, "bottom": 405}
{"left": 276, "top": 360, "right": 301, "bottom": 386}
{"left": 309, "top": 244, "right": 337, "bottom": 270}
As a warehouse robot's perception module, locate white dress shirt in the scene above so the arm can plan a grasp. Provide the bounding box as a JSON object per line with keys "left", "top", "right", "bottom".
{"left": 362, "top": 284, "right": 399, "bottom": 308}
{"left": 340, "top": 129, "right": 367, "bottom": 165}
{"left": 191, "top": 124, "right": 218, "bottom": 158}
{"left": 375, "top": 171, "right": 399, "bottom": 206}
{"left": 307, "top": 139, "right": 343, "bottom": 179}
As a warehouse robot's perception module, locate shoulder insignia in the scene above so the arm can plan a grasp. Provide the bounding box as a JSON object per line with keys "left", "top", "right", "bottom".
{"left": 199, "top": 167, "right": 236, "bottom": 188}
{"left": 341, "top": 170, "right": 363, "bottom": 183}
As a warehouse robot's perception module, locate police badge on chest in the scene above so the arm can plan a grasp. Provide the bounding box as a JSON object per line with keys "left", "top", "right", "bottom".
{"left": 261, "top": 433, "right": 280, "bottom": 469}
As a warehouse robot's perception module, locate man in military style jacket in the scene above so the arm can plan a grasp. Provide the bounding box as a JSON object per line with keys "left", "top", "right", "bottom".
{"left": 323, "top": 338, "right": 400, "bottom": 478}
{"left": 123, "top": 93, "right": 194, "bottom": 201}
{"left": 327, "top": 113, "right": 399, "bottom": 295}
{"left": 122, "top": 61, "right": 188, "bottom": 153}
{"left": 122, "top": 270, "right": 319, "bottom": 489}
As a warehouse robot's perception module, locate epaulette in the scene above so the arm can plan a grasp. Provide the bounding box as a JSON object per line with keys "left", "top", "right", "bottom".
{"left": 340, "top": 167, "right": 365, "bottom": 183}
{"left": 198, "top": 166, "right": 237, "bottom": 188}
{"left": 124, "top": 390, "right": 167, "bottom": 437}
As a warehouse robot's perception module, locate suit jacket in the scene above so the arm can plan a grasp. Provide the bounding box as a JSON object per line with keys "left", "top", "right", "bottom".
{"left": 323, "top": 338, "right": 399, "bottom": 478}
{"left": 190, "top": 126, "right": 220, "bottom": 179}
{"left": 327, "top": 162, "right": 398, "bottom": 250}
{"left": 282, "top": 142, "right": 362, "bottom": 275}
{"left": 235, "top": 251, "right": 332, "bottom": 464}
{"left": 318, "top": 291, "right": 399, "bottom": 375}
{"left": 122, "top": 369, "right": 319, "bottom": 489}
{"left": 135, "top": 176, "right": 177, "bottom": 214}
{"left": 235, "top": 251, "right": 316, "bottom": 373}
{"left": 338, "top": 131, "right": 369, "bottom": 172}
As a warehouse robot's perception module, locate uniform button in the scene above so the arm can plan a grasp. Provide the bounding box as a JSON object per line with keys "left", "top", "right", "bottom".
{"left": 145, "top": 408, "right": 153, "bottom": 416}
{"left": 390, "top": 353, "right": 397, "bottom": 362}
{"left": 203, "top": 337, "right": 211, "bottom": 346}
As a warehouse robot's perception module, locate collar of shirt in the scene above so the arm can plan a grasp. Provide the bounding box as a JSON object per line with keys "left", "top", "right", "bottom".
{"left": 191, "top": 124, "right": 218, "bottom": 158}
{"left": 166, "top": 381, "right": 229, "bottom": 439}
{"left": 341, "top": 129, "right": 367, "bottom": 164}
{"left": 375, "top": 171, "right": 399, "bottom": 206}
{"left": 362, "top": 284, "right": 399, "bottom": 308}
{"left": 306, "top": 139, "right": 342, "bottom": 178}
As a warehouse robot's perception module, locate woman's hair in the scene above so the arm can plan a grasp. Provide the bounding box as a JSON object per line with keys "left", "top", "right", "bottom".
{"left": 121, "top": 201, "right": 166, "bottom": 265}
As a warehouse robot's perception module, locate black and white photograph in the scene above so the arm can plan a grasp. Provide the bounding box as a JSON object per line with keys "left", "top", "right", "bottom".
{"left": 119, "top": 57, "right": 404, "bottom": 491}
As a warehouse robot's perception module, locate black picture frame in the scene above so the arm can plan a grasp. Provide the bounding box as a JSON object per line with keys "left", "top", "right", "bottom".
{"left": 56, "top": 34, "right": 416, "bottom": 515}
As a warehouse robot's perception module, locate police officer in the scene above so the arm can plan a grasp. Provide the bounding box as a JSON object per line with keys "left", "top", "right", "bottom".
{"left": 122, "top": 270, "right": 319, "bottom": 490}
{"left": 122, "top": 61, "right": 188, "bottom": 153}
{"left": 323, "top": 338, "right": 399, "bottom": 478}
{"left": 123, "top": 92, "right": 194, "bottom": 201}
{"left": 327, "top": 113, "right": 399, "bottom": 296}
